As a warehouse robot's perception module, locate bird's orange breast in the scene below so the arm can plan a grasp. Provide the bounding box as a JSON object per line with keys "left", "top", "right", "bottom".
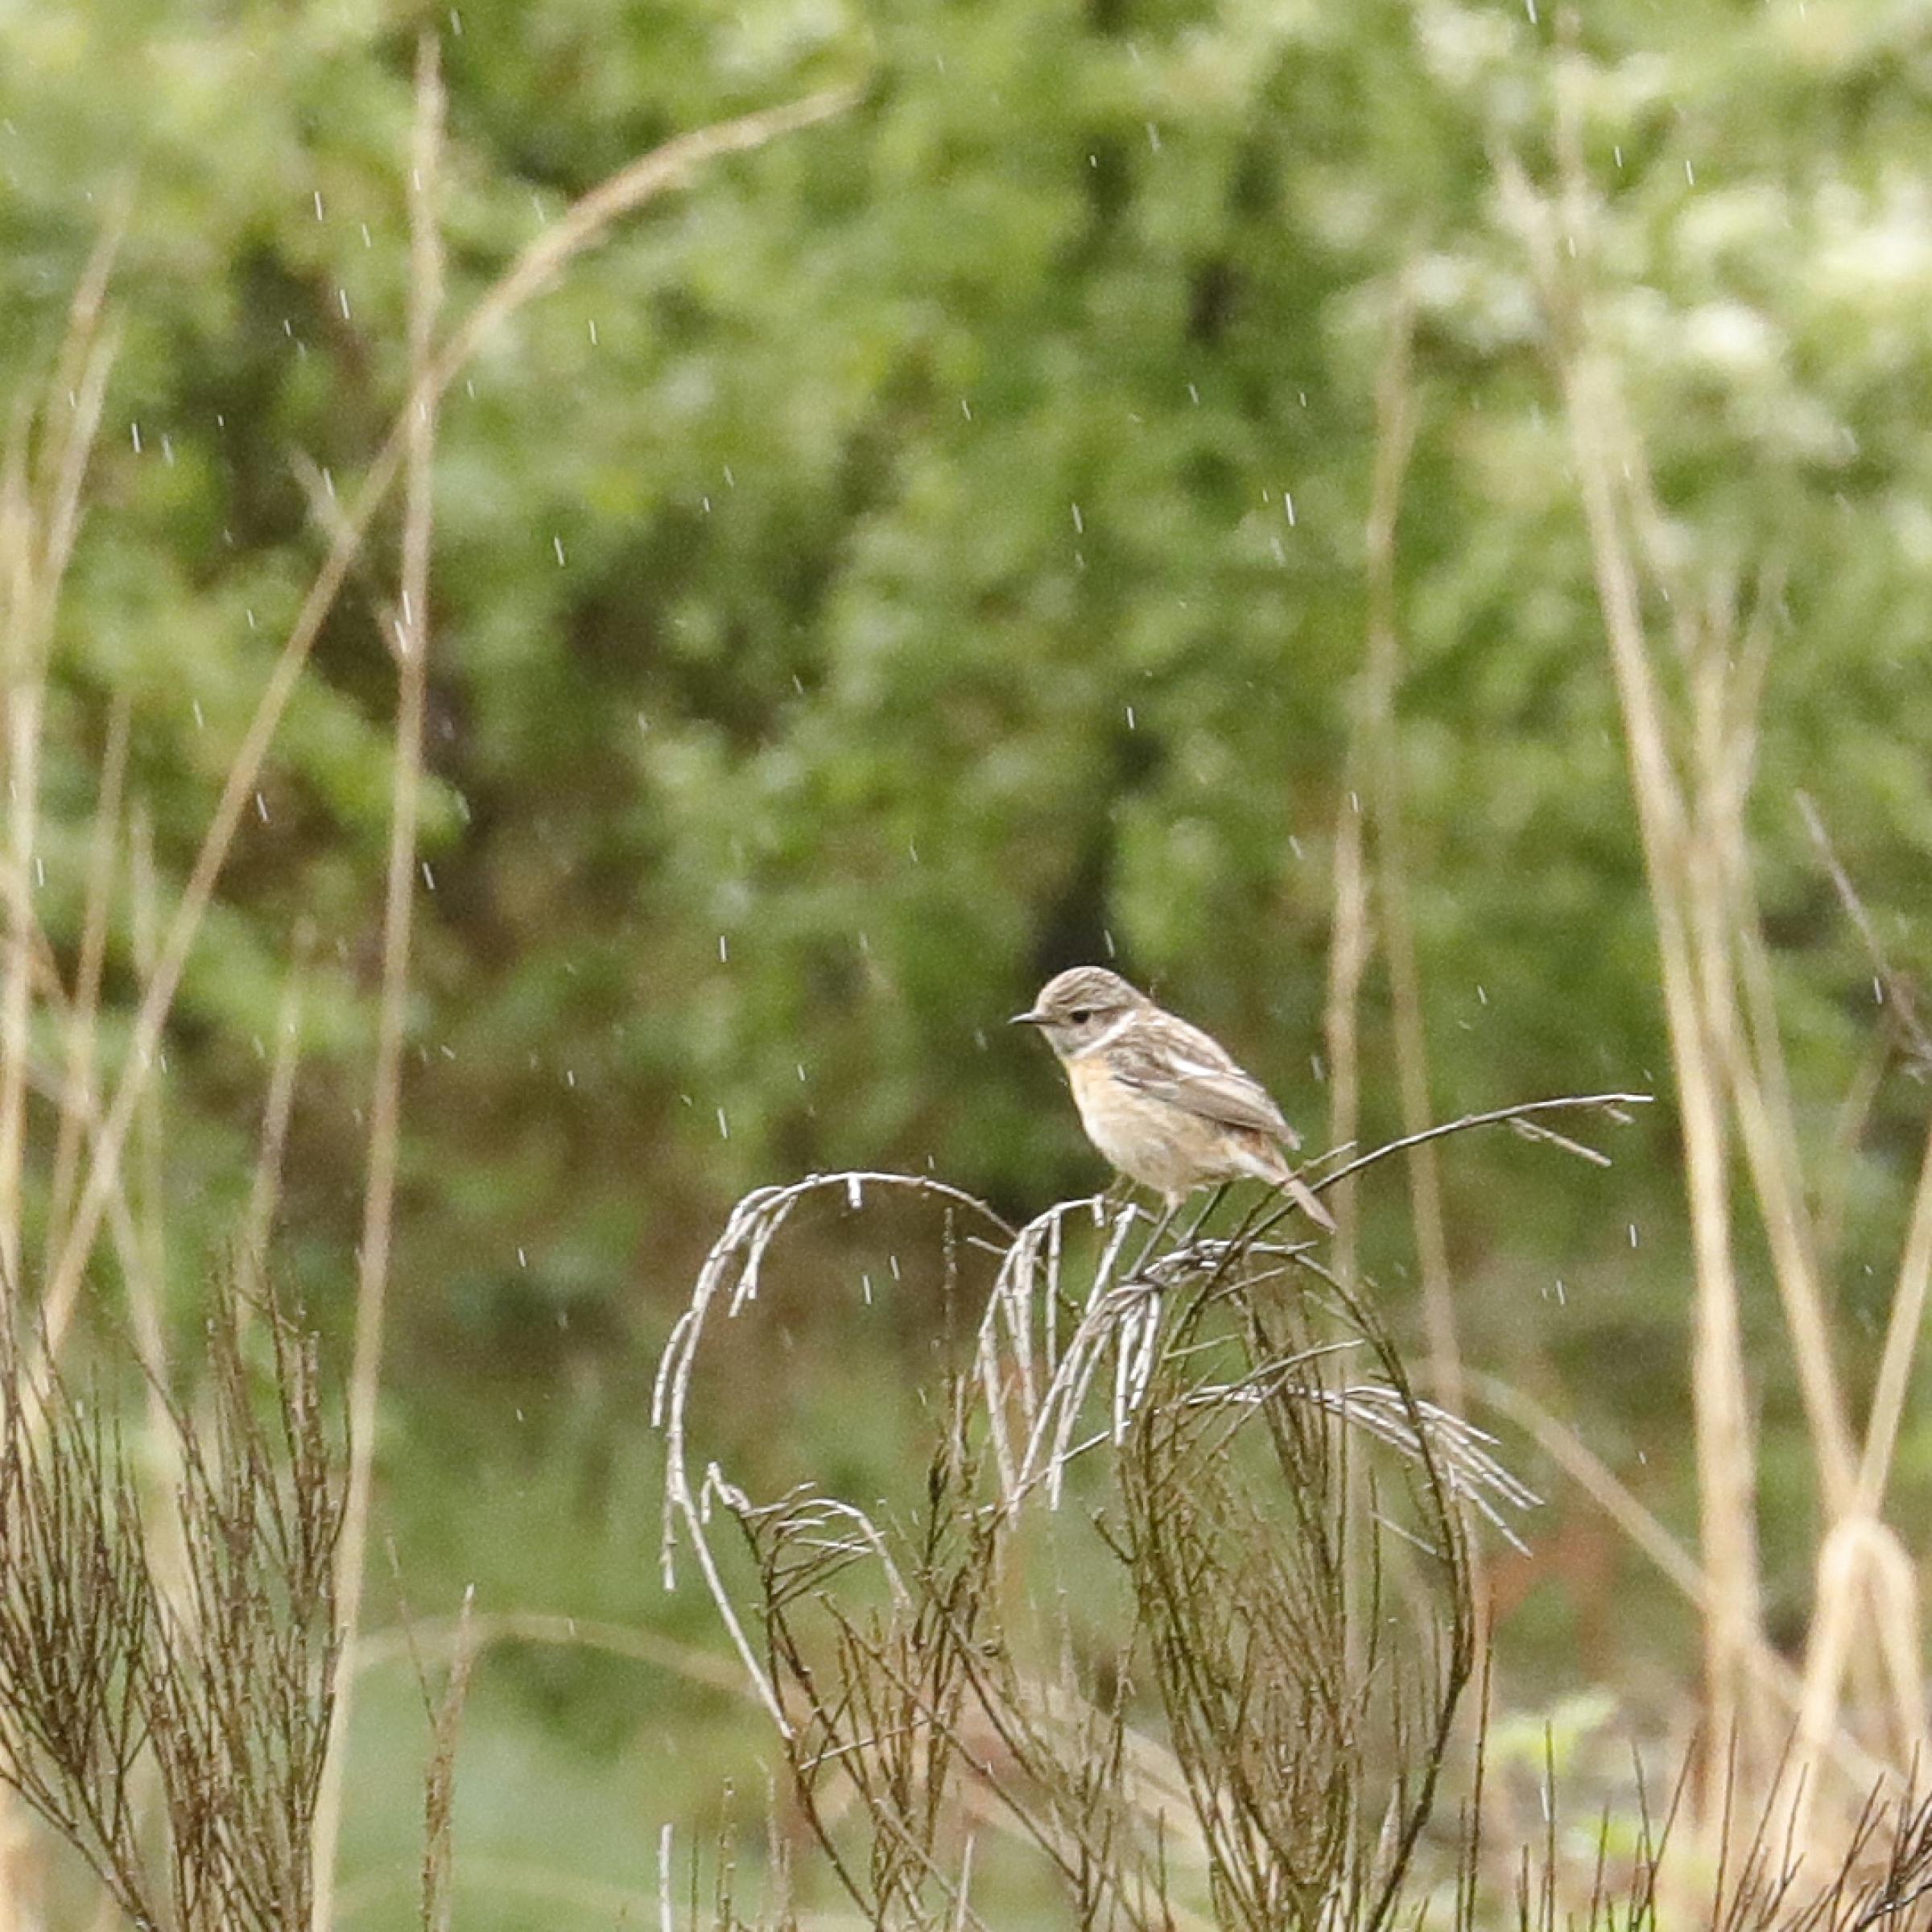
{"left": 1064, "top": 1054, "right": 1252, "bottom": 1200}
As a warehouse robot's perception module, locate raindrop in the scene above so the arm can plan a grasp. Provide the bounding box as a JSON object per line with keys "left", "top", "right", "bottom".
{"left": 907, "top": 838, "right": 919, "bottom": 862}
{"left": 861, "top": 1273, "right": 874, "bottom": 1305}
{"left": 1476, "top": 984, "right": 1488, "bottom": 1005}
{"left": 1613, "top": 146, "right": 1624, "bottom": 169}
{"left": 565, "top": 1068, "right": 576, "bottom": 1088}
{"left": 1269, "top": 537, "right": 1286, "bottom": 566}
{"left": 449, "top": 6, "right": 463, "bottom": 31}
{"left": 718, "top": 934, "right": 729, "bottom": 962}
{"left": 1628, "top": 1222, "right": 1640, "bottom": 1248}
{"left": 322, "top": 468, "right": 336, "bottom": 499}
{"left": 192, "top": 700, "right": 205, "bottom": 729}
{"left": 254, "top": 792, "right": 270, "bottom": 823}
{"left": 1125, "top": 704, "right": 1136, "bottom": 729}
{"left": 796, "top": 1063, "right": 807, "bottom": 1082}
{"left": 246, "top": 608, "right": 258, "bottom": 630}
{"left": 1289, "top": 834, "right": 1305, "bottom": 858}
{"left": 1684, "top": 159, "right": 1695, "bottom": 185}
{"left": 701, "top": 495, "right": 712, "bottom": 513}
{"left": 960, "top": 398, "right": 973, "bottom": 421}
{"left": 283, "top": 318, "right": 294, "bottom": 337}
{"left": 552, "top": 535, "right": 566, "bottom": 566}
{"left": 421, "top": 861, "right": 436, "bottom": 890}
{"left": 1874, "top": 976, "right": 1884, "bottom": 1005}
{"left": 846, "top": 1175, "right": 864, "bottom": 1210}
{"left": 161, "top": 435, "right": 175, "bottom": 467}
{"left": 1103, "top": 928, "right": 1117, "bottom": 958}
{"left": 1283, "top": 491, "right": 1296, "bottom": 527}
{"left": 32, "top": 856, "right": 43, "bottom": 889}
{"left": 1071, "top": 502, "right": 1084, "bottom": 534}
{"left": 1554, "top": 1278, "right": 1567, "bottom": 1305}
{"left": 1525, "top": 0, "right": 1538, "bottom": 18}
{"left": 1145, "top": 121, "right": 1162, "bottom": 151}
{"left": 636, "top": 711, "right": 650, "bottom": 733}
{"left": 588, "top": 318, "right": 598, "bottom": 345}
{"left": 361, "top": 222, "right": 373, "bottom": 248}
{"left": 1187, "top": 382, "right": 1199, "bottom": 405}
{"left": 716, "top": 1107, "right": 729, "bottom": 1140}
{"left": 724, "top": 464, "right": 736, "bottom": 488}
{"left": 312, "top": 189, "right": 324, "bottom": 221}
{"left": 888, "top": 1253, "right": 902, "bottom": 1281}
{"left": 130, "top": 421, "right": 142, "bottom": 453}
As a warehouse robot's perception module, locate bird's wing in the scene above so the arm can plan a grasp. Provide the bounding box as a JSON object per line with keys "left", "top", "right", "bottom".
{"left": 1109, "top": 1018, "right": 1302, "bottom": 1150}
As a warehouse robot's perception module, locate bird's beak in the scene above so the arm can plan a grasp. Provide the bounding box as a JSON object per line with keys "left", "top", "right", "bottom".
{"left": 1009, "top": 1008, "right": 1047, "bottom": 1026}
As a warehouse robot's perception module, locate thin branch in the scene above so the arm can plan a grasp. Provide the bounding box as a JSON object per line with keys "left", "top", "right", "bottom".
{"left": 308, "top": 36, "right": 443, "bottom": 1932}
{"left": 1307, "top": 1092, "right": 1651, "bottom": 1200}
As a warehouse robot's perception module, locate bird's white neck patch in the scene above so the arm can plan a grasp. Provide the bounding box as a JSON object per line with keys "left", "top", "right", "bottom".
{"left": 1066, "top": 1011, "right": 1137, "bottom": 1059}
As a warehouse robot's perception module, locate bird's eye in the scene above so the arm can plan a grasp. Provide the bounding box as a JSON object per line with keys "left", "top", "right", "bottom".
{"left": 1070, "top": 1009, "right": 1093, "bottom": 1025}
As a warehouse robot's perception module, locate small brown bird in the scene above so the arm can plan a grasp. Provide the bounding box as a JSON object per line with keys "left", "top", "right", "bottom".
{"left": 1012, "top": 965, "right": 1336, "bottom": 1232}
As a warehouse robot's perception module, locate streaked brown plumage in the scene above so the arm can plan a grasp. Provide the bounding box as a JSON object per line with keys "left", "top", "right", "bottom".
{"left": 1012, "top": 966, "right": 1335, "bottom": 1232}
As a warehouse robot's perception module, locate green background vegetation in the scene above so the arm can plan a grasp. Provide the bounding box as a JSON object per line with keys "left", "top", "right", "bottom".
{"left": 6, "top": 0, "right": 1932, "bottom": 1922}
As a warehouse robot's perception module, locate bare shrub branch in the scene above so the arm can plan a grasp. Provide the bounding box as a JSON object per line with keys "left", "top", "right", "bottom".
{"left": 0, "top": 1291, "right": 344, "bottom": 1932}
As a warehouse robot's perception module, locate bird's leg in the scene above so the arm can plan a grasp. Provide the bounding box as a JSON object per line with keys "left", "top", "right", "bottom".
{"left": 1125, "top": 1184, "right": 1228, "bottom": 1285}
{"left": 1173, "top": 1183, "right": 1229, "bottom": 1269}
{"left": 1122, "top": 1198, "right": 1179, "bottom": 1285}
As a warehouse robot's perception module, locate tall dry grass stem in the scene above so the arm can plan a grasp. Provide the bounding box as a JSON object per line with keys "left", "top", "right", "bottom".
{"left": 46, "top": 693, "right": 130, "bottom": 1254}
{"left": 0, "top": 217, "right": 120, "bottom": 1315}
{"left": 1499, "top": 62, "right": 1767, "bottom": 1804}
{"left": 1499, "top": 21, "right": 1932, "bottom": 1839}
{"left": 308, "top": 36, "right": 444, "bottom": 1930}
{"left": 1359, "top": 272, "right": 1463, "bottom": 1418}
{"left": 237, "top": 924, "right": 312, "bottom": 1307}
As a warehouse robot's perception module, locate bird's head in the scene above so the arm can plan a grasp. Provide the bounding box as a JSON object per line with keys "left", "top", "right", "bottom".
{"left": 1010, "top": 966, "right": 1147, "bottom": 1059}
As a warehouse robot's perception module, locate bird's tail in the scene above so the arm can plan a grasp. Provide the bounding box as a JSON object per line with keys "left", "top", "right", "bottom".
{"left": 1278, "top": 1168, "right": 1336, "bottom": 1234}
{"left": 1233, "top": 1133, "right": 1337, "bottom": 1233}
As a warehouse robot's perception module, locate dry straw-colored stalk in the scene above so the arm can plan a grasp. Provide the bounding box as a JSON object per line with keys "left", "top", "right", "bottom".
{"left": 1358, "top": 270, "right": 1464, "bottom": 1418}
{"left": 1496, "top": 17, "right": 1932, "bottom": 1847}
{"left": 308, "top": 36, "right": 445, "bottom": 1927}
{"left": 0, "top": 214, "right": 121, "bottom": 1316}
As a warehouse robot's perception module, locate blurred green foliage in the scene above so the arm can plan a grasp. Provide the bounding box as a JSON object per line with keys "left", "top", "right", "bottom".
{"left": 7, "top": 0, "right": 1932, "bottom": 1922}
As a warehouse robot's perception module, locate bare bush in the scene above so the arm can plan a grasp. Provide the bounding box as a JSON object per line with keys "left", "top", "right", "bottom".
{"left": 657, "top": 1102, "right": 1633, "bottom": 1930}
{"left": 0, "top": 1294, "right": 343, "bottom": 1932}
{"left": 658, "top": 1087, "right": 1932, "bottom": 1931}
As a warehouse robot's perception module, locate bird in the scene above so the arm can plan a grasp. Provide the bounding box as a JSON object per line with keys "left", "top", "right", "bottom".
{"left": 1011, "top": 965, "right": 1336, "bottom": 1232}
